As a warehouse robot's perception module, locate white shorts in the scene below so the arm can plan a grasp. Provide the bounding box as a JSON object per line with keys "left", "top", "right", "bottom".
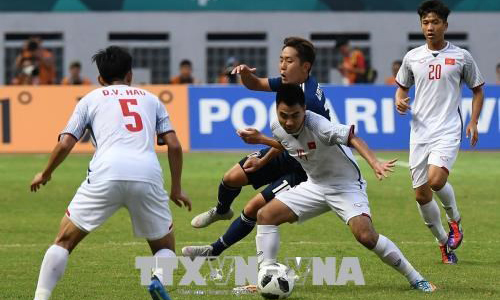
{"left": 409, "top": 139, "right": 460, "bottom": 188}
{"left": 275, "top": 180, "right": 371, "bottom": 224}
{"left": 67, "top": 180, "right": 172, "bottom": 240}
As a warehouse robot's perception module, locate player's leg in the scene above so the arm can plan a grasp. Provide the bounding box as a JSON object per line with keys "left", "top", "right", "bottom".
{"left": 191, "top": 148, "right": 288, "bottom": 228}
{"left": 34, "top": 216, "right": 88, "bottom": 300}
{"left": 183, "top": 170, "right": 306, "bottom": 258}
{"left": 257, "top": 180, "right": 328, "bottom": 267}
{"left": 256, "top": 199, "right": 297, "bottom": 266}
{"left": 147, "top": 231, "right": 175, "bottom": 300}
{"left": 34, "top": 180, "right": 121, "bottom": 300}
{"left": 348, "top": 215, "right": 435, "bottom": 292}
{"left": 125, "top": 182, "right": 175, "bottom": 300}
{"left": 428, "top": 139, "right": 462, "bottom": 249}
{"left": 410, "top": 143, "right": 456, "bottom": 263}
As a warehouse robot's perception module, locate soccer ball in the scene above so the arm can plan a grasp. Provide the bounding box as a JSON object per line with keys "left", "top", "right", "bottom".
{"left": 257, "top": 263, "right": 295, "bottom": 299}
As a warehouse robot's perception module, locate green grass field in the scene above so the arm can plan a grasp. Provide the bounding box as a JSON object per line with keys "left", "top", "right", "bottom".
{"left": 1, "top": 151, "right": 499, "bottom": 300}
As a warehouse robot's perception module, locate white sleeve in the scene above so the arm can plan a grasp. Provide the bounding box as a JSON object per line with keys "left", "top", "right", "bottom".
{"left": 156, "top": 99, "right": 173, "bottom": 135}
{"left": 270, "top": 121, "right": 285, "bottom": 143}
{"left": 307, "top": 112, "right": 353, "bottom": 146}
{"left": 60, "top": 98, "right": 90, "bottom": 141}
{"left": 462, "top": 50, "right": 484, "bottom": 89}
{"left": 395, "top": 52, "right": 414, "bottom": 88}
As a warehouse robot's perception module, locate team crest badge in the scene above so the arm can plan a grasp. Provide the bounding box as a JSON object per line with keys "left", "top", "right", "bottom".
{"left": 307, "top": 141, "right": 316, "bottom": 149}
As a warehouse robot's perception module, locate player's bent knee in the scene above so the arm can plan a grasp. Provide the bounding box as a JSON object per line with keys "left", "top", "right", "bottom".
{"left": 355, "top": 231, "right": 378, "bottom": 249}
{"left": 223, "top": 165, "right": 248, "bottom": 187}
{"left": 256, "top": 207, "right": 278, "bottom": 225}
{"left": 244, "top": 197, "right": 267, "bottom": 219}
{"left": 429, "top": 179, "right": 446, "bottom": 192}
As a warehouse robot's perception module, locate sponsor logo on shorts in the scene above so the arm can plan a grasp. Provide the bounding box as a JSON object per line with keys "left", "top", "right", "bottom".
{"left": 440, "top": 156, "right": 449, "bottom": 162}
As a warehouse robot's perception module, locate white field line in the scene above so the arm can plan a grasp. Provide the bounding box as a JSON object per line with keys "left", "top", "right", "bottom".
{"left": 0, "top": 240, "right": 493, "bottom": 249}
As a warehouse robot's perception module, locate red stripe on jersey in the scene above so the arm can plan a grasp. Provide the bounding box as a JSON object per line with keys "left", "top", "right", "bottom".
{"left": 66, "top": 209, "right": 70, "bottom": 217}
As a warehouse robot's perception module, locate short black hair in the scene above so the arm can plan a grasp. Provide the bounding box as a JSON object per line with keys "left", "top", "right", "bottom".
{"left": 283, "top": 37, "right": 315, "bottom": 70}
{"left": 276, "top": 84, "right": 305, "bottom": 107}
{"left": 418, "top": 0, "right": 450, "bottom": 22}
{"left": 180, "top": 59, "right": 192, "bottom": 67}
{"left": 92, "top": 46, "right": 132, "bottom": 84}
{"left": 70, "top": 61, "right": 81, "bottom": 69}
{"left": 335, "top": 38, "right": 349, "bottom": 49}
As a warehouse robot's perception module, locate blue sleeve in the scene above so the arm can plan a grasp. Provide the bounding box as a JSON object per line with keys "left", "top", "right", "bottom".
{"left": 268, "top": 77, "right": 282, "bottom": 92}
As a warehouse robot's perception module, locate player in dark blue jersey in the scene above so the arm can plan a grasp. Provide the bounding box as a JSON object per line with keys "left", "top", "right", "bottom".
{"left": 183, "top": 37, "right": 330, "bottom": 259}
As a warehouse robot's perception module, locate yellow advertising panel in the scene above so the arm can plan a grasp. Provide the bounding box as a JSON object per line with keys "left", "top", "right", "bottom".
{"left": 0, "top": 85, "right": 189, "bottom": 153}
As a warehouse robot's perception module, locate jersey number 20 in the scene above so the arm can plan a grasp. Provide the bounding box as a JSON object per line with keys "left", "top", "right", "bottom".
{"left": 428, "top": 64, "right": 441, "bottom": 80}
{"left": 119, "top": 99, "right": 143, "bottom": 132}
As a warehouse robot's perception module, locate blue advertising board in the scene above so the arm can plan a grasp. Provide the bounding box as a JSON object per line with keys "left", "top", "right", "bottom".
{"left": 189, "top": 85, "right": 500, "bottom": 150}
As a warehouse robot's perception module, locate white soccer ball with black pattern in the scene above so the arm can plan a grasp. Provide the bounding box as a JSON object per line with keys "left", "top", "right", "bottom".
{"left": 257, "top": 263, "right": 295, "bottom": 299}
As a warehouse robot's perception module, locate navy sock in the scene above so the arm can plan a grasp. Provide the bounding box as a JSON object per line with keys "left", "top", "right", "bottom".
{"left": 211, "top": 211, "right": 256, "bottom": 256}
{"left": 215, "top": 180, "right": 242, "bottom": 214}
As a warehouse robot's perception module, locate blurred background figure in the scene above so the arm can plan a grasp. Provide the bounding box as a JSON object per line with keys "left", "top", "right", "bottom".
{"left": 496, "top": 63, "right": 500, "bottom": 84}
{"left": 13, "top": 36, "right": 56, "bottom": 85}
{"left": 336, "top": 39, "right": 366, "bottom": 85}
{"left": 61, "top": 61, "right": 91, "bottom": 85}
{"left": 385, "top": 60, "right": 402, "bottom": 85}
{"left": 11, "top": 56, "right": 40, "bottom": 85}
{"left": 218, "top": 56, "right": 240, "bottom": 84}
{"left": 170, "top": 59, "right": 199, "bottom": 84}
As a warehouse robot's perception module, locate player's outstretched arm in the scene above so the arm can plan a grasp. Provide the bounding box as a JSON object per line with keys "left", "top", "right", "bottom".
{"left": 237, "top": 128, "right": 284, "bottom": 151}
{"left": 231, "top": 64, "right": 271, "bottom": 91}
{"left": 349, "top": 136, "right": 397, "bottom": 181}
{"left": 466, "top": 85, "right": 484, "bottom": 147}
{"left": 395, "top": 86, "right": 411, "bottom": 115}
{"left": 30, "top": 134, "right": 77, "bottom": 192}
{"left": 160, "top": 131, "right": 192, "bottom": 211}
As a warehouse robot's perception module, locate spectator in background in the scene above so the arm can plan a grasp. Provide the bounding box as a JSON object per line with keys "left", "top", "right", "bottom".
{"left": 385, "top": 60, "right": 402, "bottom": 85}
{"left": 496, "top": 63, "right": 500, "bottom": 84}
{"left": 169, "top": 59, "right": 199, "bottom": 84}
{"left": 14, "top": 36, "right": 56, "bottom": 85}
{"left": 218, "top": 57, "right": 240, "bottom": 84}
{"left": 61, "top": 61, "right": 91, "bottom": 85}
{"left": 11, "top": 57, "right": 40, "bottom": 85}
{"left": 336, "top": 39, "right": 366, "bottom": 85}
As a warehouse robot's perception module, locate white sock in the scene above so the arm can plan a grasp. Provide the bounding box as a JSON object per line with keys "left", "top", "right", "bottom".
{"left": 434, "top": 182, "right": 460, "bottom": 222}
{"left": 152, "top": 248, "right": 176, "bottom": 284}
{"left": 256, "top": 225, "right": 280, "bottom": 267}
{"left": 34, "top": 245, "right": 69, "bottom": 300}
{"left": 417, "top": 200, "right": 448, "bottom": 245}
{"left": 372, "top": 235, "right": 423, "bottom": 285}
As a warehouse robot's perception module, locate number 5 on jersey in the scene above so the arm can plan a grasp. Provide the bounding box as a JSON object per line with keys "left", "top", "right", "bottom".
{"left": 119, "top": 99, "right": 143, "bottom": 132}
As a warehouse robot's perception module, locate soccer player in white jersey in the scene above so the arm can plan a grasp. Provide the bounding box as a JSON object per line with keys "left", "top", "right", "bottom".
{"left": 395, "top": 0, "right": 484, "bottom": 264}
{"left": 239, "top": 84, "right": 436, "bottom": 292}
{"left": 29, "top": 46, "right": 191, "bottom": 300}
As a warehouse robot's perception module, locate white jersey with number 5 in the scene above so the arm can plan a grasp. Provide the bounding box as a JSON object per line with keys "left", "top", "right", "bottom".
{"left": 396, "top": 42, "right": 484, "bottom": 144}
{"left": 61, "top": 85, "right": 172, "bottom": 186}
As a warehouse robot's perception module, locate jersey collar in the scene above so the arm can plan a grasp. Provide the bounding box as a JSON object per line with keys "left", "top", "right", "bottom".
{"left": 425, "top": 41, "right": 450, "bottom": 55}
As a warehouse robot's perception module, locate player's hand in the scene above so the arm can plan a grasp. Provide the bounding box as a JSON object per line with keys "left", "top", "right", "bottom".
{"left": 395, "top": 97, "right": 411, "bottom": 115}
{"left": 466, "top": 122, "right": 478, "bottom": 147}
{"left": 372, "top": 158, "right": 397, "bottom": 181}
{"left": 30, "top": 172, "right": 51, "bottom": 192}
{"left": 237, "top": 128, "right": 264, "bottom": 144}
{"left": 170, "top": 189, "right": 192, "bottom": 211}
{"left": 242, "top": 156, "right": 264, "bottom": 173}
{"left": 231, "top": 64, "right": 256, "bottom": 75}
